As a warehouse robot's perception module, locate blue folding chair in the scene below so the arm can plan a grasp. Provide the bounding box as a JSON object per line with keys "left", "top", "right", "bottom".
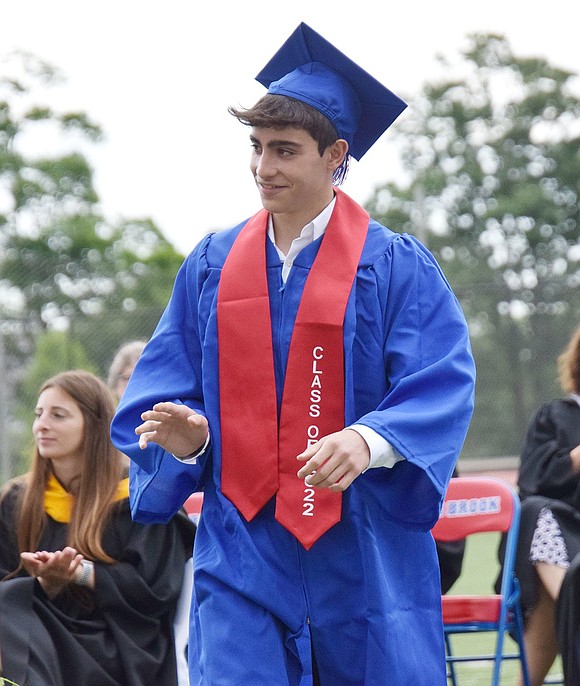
{"left": 432, "top": 476, "right": 531, "bottom": 686}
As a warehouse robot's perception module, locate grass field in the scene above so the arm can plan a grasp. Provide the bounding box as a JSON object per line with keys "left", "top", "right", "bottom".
{"left": 445, "top": 531, "right": 563, "bottom": 685}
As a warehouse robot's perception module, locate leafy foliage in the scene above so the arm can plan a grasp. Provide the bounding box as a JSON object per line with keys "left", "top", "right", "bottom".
{"left": 367, "top": 34, "right": 580, "bottom": 456}
{"left": 0, "top": 52, "right": 183, "bottom": 355}
{"left": 0, "top": 52, "right": 184, "bottom": 479}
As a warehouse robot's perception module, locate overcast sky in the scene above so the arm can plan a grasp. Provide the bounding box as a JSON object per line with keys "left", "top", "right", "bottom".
{"left": 1, "top": 1, "right": 578, "bottom": 254}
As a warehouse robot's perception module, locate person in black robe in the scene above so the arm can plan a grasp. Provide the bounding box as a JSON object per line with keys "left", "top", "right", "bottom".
{"left": 556, "top": 549, "right": 580, "bottom": 686}
{"left": 0, "top": 370, "right": 195, "bottom": 686}
{"left": 512, "top": 324, "right": 580, "bottom": 686}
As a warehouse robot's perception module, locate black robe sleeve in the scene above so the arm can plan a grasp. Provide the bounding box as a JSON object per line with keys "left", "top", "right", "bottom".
{"left": 517, "top": 399, "right": 580, "bottom": 506}
{"left": 0, "top": 479, "right": 25, "bottom": 579}
{"left": 94, "top": 502, "right": 195, "bottom": 685}
{"left": 506, "top": 399, "right": 580, "bottom": 616}
{"left": 0, "top": 488, "right": 196, "bottom": 686}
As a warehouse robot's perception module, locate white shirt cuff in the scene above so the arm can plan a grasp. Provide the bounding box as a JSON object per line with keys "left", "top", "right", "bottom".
{"left": 171, "top": 431, "right": 210, "bottom": 464}
{"left": 348, "top": 425, "right": 404, "bottom": 470}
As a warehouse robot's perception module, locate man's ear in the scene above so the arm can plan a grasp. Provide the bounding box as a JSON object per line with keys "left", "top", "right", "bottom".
{"left": 327, "top": 139, "right": 349, "bottom": 171}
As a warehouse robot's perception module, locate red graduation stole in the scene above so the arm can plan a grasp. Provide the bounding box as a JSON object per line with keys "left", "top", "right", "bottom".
{"left": 217, "top": 190, "right": 369, "bottom": 549}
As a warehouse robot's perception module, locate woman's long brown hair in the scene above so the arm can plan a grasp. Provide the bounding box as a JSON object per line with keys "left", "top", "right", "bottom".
{"left": 558, "top": 325, "right": 580, "bottom": 395}
{"left": 16, "top": 370, "right": 125, "bottom": 563}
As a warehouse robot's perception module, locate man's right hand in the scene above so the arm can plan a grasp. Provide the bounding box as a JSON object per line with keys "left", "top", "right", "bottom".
{"left": 136, "top": 402, "right": 209, "bottom": 458}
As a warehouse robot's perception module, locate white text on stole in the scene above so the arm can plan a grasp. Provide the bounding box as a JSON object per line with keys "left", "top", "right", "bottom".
{"left": 302, "top": 345, "right": 323, "bottom": 517}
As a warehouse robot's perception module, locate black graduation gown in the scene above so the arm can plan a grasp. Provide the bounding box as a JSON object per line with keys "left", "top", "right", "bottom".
{"left": 0, "top": 481, "right": 195, "bottom": 686}
{"left": 556, "top": 552, "right": 580, "bottom": 686}
{"left": 513, "top": 398, "right": 580, "bottom": 616}
{"left": 518, "top": 398, "right": 580, "bottom": 506}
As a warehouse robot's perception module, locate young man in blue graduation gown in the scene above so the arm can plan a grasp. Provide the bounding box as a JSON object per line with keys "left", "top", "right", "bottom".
{"left": 111, "top": 23, "right": 476, "bottom": 686}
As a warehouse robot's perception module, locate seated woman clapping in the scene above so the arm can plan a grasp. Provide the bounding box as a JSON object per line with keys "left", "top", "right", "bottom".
{"left": 0, "top": 370, "right": 195, "bottom": 686}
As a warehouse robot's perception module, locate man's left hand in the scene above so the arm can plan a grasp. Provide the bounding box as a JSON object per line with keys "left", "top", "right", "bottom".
{"left": 296, "top": 429, "right": 370, "bottom": 491}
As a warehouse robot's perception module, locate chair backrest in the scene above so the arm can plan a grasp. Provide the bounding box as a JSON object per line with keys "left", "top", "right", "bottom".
{"left": 434, "top": 478, "right": 531, "bottom": 685}
{"left": 432, "top": 476, "right": 517, "bottom": 542}
{"left": 433, "top": 476, "right": 521, "bottom": 602}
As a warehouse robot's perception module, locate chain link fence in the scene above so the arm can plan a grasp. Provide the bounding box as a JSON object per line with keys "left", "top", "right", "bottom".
{"left": 1, "top": 283, "right": 577, "bottom": 485}
{"left": 0, "top": 304, "right": 166, "bottom": 482}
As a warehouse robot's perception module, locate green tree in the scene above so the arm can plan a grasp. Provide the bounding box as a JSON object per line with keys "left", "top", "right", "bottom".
{"left": 0, "top": 53, "right": 183, "bottom": 330}
{"left": 366, "top": 33, "right": 580, "bottom": 457}
{"left": 0, "top": 52, "right": 184, "bottom": 480}
{"left": 0, "top": 52, "right": 183, "bottom": 366}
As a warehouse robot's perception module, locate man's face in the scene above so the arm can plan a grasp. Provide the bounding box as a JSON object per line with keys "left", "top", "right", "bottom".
{"left": 249, "top": 126, "right": 334, "bottom": 221}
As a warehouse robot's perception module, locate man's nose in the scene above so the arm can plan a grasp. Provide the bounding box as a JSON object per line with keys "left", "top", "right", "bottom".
{"left": 255, "top": 151, "right": 276, "bottom": 178}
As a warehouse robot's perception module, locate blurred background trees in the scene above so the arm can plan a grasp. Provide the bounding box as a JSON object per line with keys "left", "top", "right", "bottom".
{"left": 366, "top": 33, "right": 580, "bottom": 457}
{"left": 0, "top": 52, "right": 183, "bottom": 478}
{"left": 0, "top": 35, "right": 578, "bottom": 478}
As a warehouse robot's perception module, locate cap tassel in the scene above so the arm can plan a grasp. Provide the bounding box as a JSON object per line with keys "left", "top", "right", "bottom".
{"left": 332, "top": 155, "right": 350, "bottom": 186}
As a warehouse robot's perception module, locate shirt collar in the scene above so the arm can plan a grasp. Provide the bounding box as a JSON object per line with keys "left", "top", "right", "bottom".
{"left": 267, "top": 195, "right": 337, "bottom": 259}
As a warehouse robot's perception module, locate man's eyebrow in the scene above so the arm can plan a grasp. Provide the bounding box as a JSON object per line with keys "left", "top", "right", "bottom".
{"left": 249, "top": 135, "right": 303, "bottom": 149}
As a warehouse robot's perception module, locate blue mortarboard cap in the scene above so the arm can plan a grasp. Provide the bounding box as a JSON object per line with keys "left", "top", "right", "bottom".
{"left": 255, "top": 23, "right": 407, "bottom": 161}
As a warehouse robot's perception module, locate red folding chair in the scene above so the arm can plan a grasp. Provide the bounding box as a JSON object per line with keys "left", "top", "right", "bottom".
{"left": 432, "top": 476, "right": 531, "bottom": 686}
{"left": 184, "top": 491, "right": 204, "bottom": 526}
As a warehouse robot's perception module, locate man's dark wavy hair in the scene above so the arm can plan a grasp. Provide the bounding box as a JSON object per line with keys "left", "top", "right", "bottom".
{"left": 228, "top": 94, "right": 350, "bottom": 184}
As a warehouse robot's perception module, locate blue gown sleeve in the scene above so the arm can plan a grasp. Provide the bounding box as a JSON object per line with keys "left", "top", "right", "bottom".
{"left": 111, "top": 237, "right": 212, "bottom": 524}
{"left": 517, "top": 401, "right": 580, "bottom": 501}
{"left": 354, "top": 232, "right": 476, "bottom": 529}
